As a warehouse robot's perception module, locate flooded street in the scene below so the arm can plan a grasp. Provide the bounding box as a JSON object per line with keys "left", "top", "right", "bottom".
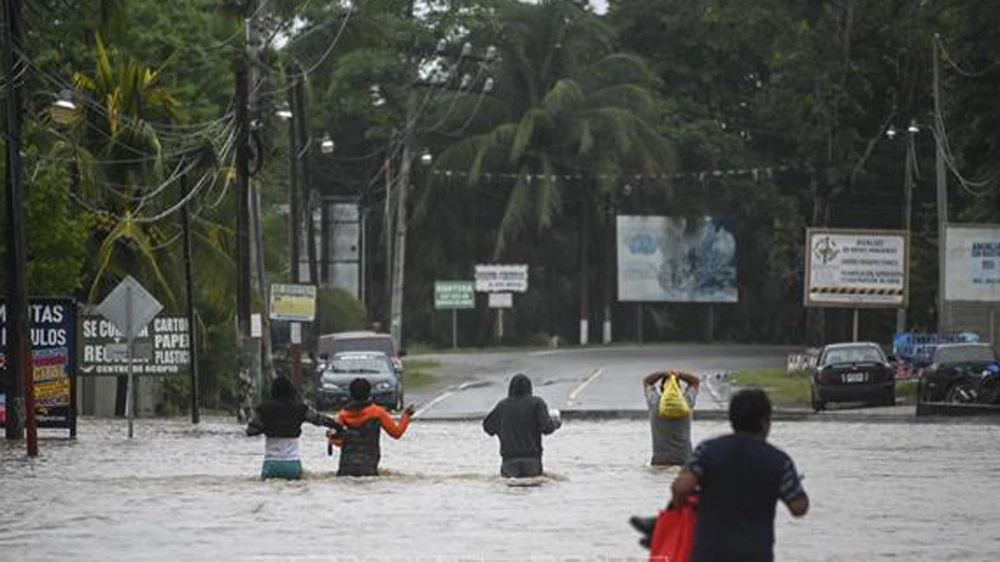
{"left": 2, "top": 417, "right": 1000, "bottom": 561}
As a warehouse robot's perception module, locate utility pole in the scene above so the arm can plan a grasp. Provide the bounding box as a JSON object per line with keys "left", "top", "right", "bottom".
{"left": 235, "top": 66, "right": 252, "bottom": 422}
{"left": 286, "top": 66, "right": 301, "bottom": 284}
{"left": 389, "top": 120, "right": 414, "bottom": 350}
{"left": 180, "top": 171, "right": 200, "bottom": 424}
{"left": 933, "top": 35, "right": 949, "bottom": 334}
{"left": 3, "top": 0, "right": 37, "bottom": 456}
{"left": 383, "top": 146, "right": 395, "bottom": 329}
{"left": 294, "top": 75, "right": 318, "bottom": 286}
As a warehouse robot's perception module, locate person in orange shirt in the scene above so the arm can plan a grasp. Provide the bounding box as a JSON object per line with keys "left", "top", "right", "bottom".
{"left": 327, "top": 378, "right": 414, "bottom": 476}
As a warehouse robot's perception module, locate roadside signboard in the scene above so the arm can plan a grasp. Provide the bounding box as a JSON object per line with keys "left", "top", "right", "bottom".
{"left": 80, "top": 314, "right": 190, "bottom": 376}
{"left": 434, "top": 281, "right": 475, "bottom": 309}
{"left": 0, "top": 298, "right": 77, "bottom": 434}
{"left": 475, "top": 264, "right": 528, "bottom": 293}
{"left": 269, "top": 283, "right": 317, "bottom": 322}
{"left": 95, "top": 275, "right": 163, "bottom": 340}
{"left": 945, "top": 225, "right": 1000, "bottom": 302}
{"left": 616, "top": 215, "right": 739, "bottom": 303}
{"left": 488, "top": 292, "right": 514, "bottom": 309}
{"left": 804, "top": 229, "right": 909, "bottom": 308}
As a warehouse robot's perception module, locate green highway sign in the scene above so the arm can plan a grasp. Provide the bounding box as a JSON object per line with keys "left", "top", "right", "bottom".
{"left": 434, "top": 281, "right": 475, "bottom": 309}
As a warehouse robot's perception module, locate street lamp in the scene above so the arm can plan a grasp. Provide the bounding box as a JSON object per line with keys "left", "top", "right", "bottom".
{"left": 320, "top": 134, "right": 335, "bottom": 155}
{"left": 50, "top": 89, "right": 76, "bottom": 125}
{"left": 886, "top": 118, "right": 921, "bottom": 333}
{"left": 276, "top": 102, "right": 293, "bottom": 121}
{"left": 420, "top": 147, "right": 433, "bottom": 167}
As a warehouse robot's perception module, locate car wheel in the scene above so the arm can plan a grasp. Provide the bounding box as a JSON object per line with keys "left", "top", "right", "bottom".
{"left": 811, "top": 387, "right": 825, "bottom": 412}
{"left": 945, "top": 381, "right": 976, "bottom": 404}
{"left": 882, "top": 388, "right": 896, "bottom": 407}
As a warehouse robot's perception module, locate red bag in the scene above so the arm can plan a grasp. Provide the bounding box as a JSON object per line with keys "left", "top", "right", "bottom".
{"left": 649, "top": 496, "right": 698, "bottom": 562}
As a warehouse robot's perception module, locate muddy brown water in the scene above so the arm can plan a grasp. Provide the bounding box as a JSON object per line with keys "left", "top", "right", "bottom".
{"left": 1, "top": 417, "right": 999, "bottom": 561}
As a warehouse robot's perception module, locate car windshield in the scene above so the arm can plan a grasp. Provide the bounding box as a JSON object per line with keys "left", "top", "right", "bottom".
{"left": 327, "top": 357, "right": 392, "bottom": 375}
{"left": 333, "top": 337, "right": 395, "bottom": 356}
{"left": 823, "top": 346, "right": 885, "bottom": 365}
{"left": 934, "top": 345, "right": 997, "bottom": 364}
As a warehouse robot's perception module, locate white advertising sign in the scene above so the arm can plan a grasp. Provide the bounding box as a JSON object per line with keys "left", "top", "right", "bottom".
{"left": 488, "top": 292, "right": 513, "bottom": 309}
{"left": 805, "top": 229, "right": 909, "bottom": 308}
{"left": 616, "top": 215, "right": 738, "bottom": 303}
{"left": 475, "top": 264, "right": 528, "bottom": 293}
{"left": 945, "top": 225, "right": 1000, "bottom": 302}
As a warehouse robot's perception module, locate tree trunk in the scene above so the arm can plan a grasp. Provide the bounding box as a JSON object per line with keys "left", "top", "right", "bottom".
{"left": 579, "top": 196, "right": 590, "bottom": 345}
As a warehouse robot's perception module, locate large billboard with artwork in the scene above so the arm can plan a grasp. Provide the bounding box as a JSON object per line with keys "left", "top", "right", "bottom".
{"left": 617, "top": 216, "right": 738, "bottom": 303}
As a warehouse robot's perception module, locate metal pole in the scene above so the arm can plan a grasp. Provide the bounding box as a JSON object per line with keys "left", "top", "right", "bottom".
{"left": 286, "top": 65, "right": 301, "bottom": 283}
{"left": 852, "top": 308, "right": 859, "bottom": 342}
{"left": 3, "top": 0, "right": 36, "bottom": 455}
{"left": 383, "top": 154, "right": 394, "bottom": 326}
{"left": 451, "top": 309, "right": 457, "bottom": 349}
{"left": 498, "top": 308, "right": 504, "bottom": 341}
{"left": 126, "top": 286, "right": 134, "bottom": 439}
{"left": 181, "top": 172, "right": 200, "bottom": 424}
{"left": 290, "top": 322, "right": 302, "bottom": 388}
{"left": 933, "top": 36, "right": 949, "bottom": 334}
{"left": 989, "top": 308, "right": 996, "bottom": 350}
{"left": 896, "top": 135, "right": 914, "bottom": 334}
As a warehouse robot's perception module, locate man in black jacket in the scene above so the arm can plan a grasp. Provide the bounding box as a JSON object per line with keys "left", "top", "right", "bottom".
{"left": 483, "top": 373, "right": 561, "bottom": 478}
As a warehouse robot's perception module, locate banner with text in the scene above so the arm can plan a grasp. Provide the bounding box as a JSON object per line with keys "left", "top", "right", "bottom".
{"left": 0, "top": 298, "right": 77, "bottom": 430}
{"left": 80, "top": 314, "right": 191, "bottom": 376}
{"left": 945, "top": 225, "right": 1000, "bottom": 303}
{"left": 805, "top": 229, "right": 909, "bottom": 308}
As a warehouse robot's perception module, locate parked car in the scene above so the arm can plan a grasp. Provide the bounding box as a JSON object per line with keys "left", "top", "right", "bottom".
{"left": 917, "top": 343, "right": 1000, "bottom": 404}
{"left": 316, "top": 331, "right": 405, "bottom": 374}
{"left": 315, "top": 351, "right": 403, "bottom": 411}
{"left": 810, "top": 342, "right": 896, "bottom": 411}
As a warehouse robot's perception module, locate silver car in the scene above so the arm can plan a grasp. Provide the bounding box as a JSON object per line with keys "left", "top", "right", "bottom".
{"left": 315, "top": 351, "right": 403, "bottom": 411}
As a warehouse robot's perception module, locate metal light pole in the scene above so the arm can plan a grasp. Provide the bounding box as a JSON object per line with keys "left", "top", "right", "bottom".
{"left": 888, "top": 120, "right": 918, "bottom": 334}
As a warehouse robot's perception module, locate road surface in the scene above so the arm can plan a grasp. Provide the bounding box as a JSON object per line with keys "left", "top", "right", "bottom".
{"left": 407, "top": 343, "right": 796, "bottom": 417}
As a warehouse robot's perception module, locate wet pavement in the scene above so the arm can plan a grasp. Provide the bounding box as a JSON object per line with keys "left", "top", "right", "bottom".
{"left": 2, "top": 416, "right": 1000, "bottom": 561}
{"left": 408, "top": 344, "right": 793, "bottom": 416}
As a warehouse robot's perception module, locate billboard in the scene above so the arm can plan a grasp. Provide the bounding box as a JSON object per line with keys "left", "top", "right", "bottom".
{"left": 945, "top": 225, "right": 1000, "bottom": 302}
{"left": 0, "top": 298, "right": 77, "bottom": 432}
{"left": 616, "top": 216, "right": 738, "bottom": 303}
{"left": 269, "top": 284, "right": 317, "bottom": 322}
{"left": 80, "top": 314, "right": 191, "bottom": 376}
{"left": 804, "top": 229, "right": 909, "bottom": 308}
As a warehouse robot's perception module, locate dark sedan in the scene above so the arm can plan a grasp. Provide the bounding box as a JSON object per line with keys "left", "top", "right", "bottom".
{"left": 918, "top": 343, "right": 1000, "bottom": 404}
{"left": 811, "top": 342, "right": 896, "bottom": 411}
{"left": 315, "top": 351, "right": 403, "bottom": 411}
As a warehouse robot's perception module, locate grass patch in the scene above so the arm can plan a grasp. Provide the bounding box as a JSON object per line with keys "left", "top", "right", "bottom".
{"left": 403, "top": 359, "right": 441, "bottom": 390}
{"left": 729, "top": 369, "right": 811, "bottom": 407}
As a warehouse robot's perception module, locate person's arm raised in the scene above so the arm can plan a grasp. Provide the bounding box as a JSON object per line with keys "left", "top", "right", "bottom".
{"left": 642, "top": 372, "right": 667, "bottom": 387}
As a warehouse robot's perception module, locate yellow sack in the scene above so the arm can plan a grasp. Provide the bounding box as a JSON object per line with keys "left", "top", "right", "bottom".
{"left": 658, "top": 374, "right": 691, "bottom": 419}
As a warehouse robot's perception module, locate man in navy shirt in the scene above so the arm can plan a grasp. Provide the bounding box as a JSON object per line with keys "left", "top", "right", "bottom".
{"left": 669, "top": 388, "right": 809, "bottom": 562}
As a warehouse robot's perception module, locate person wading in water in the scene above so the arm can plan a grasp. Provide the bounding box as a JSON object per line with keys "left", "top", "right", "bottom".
{"left": 483, "top": 373, "right": 562, "bottom": 478}
{"left": 246, "top": 376, "right": 343, "bottom": 480}
{"left": 328, "top": 378, "right": 414, "bottom": 476}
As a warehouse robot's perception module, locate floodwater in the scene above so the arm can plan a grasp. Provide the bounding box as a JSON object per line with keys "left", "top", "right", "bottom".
{"left": 2, "top": 417, "right": 1000, "bottom": 561}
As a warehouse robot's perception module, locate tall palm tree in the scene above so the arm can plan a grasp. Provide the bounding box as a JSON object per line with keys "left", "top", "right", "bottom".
{"left": 430, "top": 1, "right": 675, "bottom": 257}
{"left": 427, "top": 1, "right": 676, "bottom": 341}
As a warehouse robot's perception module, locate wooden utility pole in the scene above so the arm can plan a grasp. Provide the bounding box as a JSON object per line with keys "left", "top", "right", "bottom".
{"left": 286, "top": 66, "right": 302, "bottom": 283}
{"left": 933, "top": 35, "right": 949, "bottom": 334}
{"left": 389, "top": 120, "right": 414, "bottom": 350}
{"left": 3, "top": 0, "right": 37, "bottom": 456}
{"left": 180, "top": 171, "right": 200, "bottom": 424}
{"left": 235, "top": 66, "right": 252, "bottom": 421}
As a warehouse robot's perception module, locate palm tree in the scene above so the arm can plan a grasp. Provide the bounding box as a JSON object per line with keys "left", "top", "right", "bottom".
{"left": 428, "top": 1, "right": 676, "bottom": 341}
